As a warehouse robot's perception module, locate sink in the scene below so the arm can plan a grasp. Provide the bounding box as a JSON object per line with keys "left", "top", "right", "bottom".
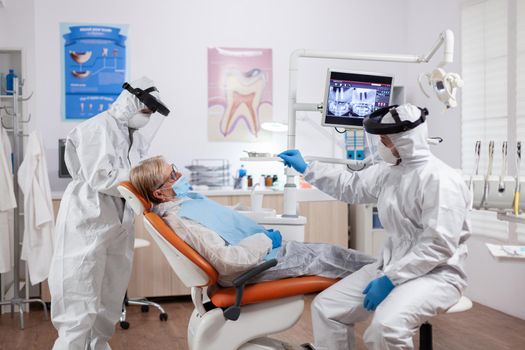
{"left": 236, "top": 208, "right": 277, "bottom": 221}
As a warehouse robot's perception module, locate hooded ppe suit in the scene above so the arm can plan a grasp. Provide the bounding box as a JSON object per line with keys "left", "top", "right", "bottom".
{"left": 48, "top": 77, "right": 166, "bottom": 350}
{"left": 307, "top": 104, "right": 471, "bottom": 350}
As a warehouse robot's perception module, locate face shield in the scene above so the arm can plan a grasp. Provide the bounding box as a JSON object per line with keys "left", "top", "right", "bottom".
{"left": 122, "top": 82, "right": 170, "bottom": 116}
{"left": 364, "top": 132, "right": 383, "bottom": 166}
{"left": 363, "top": 105, "right": 428, "bottom": 135}
{"left": 363, "top": 104, "right": 428, "bottom": 165}
{"left": 133, "top": 112, "right": 166, "bottom": 145}
{"left": 123, "top": 79, "right": 171, "bottom": 144}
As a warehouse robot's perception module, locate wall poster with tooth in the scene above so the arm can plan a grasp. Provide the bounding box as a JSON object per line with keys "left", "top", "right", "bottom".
{"left": 61, "top": 23, "right": 128, "bottom": 120}
{"left": 207, "top": 47, "right": 273, "bottom": 142}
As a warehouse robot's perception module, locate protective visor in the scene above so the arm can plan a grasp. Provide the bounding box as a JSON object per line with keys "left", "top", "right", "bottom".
{"left": 363, "top": 105, "right": 428, "bottom": 135}
{"left": 122, "top": 82, "right": 170, "bottom": 116}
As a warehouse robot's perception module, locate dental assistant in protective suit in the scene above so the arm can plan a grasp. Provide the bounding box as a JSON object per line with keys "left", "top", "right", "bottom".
{"left": 48, "top": 76, "right": 170, "bottom": 350}
{"left": 278, "top": 103, "right": 470, "bottom": 350}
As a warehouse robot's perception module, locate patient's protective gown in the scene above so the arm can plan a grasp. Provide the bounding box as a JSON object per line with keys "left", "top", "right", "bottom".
{"left": 154, "top": 200, "right": 375, "bottom": 286}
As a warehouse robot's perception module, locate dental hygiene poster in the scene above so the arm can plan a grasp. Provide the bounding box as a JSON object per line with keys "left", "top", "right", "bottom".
{"left": 208, "top": 47, "right": 273, "bottom": 142}
{"left": 61, "top": 24, "right": 128, "bottom": 119}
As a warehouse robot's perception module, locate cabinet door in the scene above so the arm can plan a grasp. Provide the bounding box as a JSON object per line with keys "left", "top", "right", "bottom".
{"left": 300, "top": 201, "right": 348, "bottom": 248}
{"left": 128, "top": 218, "right": 190, "bottom": 298}
{"left": 229, "top": 194, "right": 283, "bottom": 212}
{"left": 209, "top": 196, "right": 232, "bottom": 206}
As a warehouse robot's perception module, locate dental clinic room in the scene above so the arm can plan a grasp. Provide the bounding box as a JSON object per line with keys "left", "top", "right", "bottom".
{"left": 1, "top": 0, "right": 525, "bottom": 349}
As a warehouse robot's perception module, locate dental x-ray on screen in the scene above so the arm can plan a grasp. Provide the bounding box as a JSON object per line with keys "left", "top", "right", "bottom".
{"left": 322, "top": 70, "right": 394, "bottom": 128}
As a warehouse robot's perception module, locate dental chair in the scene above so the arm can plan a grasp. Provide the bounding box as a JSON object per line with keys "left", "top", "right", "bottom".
{"left": 117, "top": 181, "right": 338, "bottom": 350}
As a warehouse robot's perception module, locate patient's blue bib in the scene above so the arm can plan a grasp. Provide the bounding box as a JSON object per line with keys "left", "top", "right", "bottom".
{"left": 179, "top": 197, "right": 279, "bottom": 260}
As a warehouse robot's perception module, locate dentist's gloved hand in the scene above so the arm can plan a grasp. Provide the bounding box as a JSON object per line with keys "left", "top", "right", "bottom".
{"left": 362, "top": 275, "right": 395, "bottom": 311}
{"left": 264, "top": 229, "right": 282, "bottom": 249}
{"left": 278, "top": 149, "right": 308, "bottom": 174}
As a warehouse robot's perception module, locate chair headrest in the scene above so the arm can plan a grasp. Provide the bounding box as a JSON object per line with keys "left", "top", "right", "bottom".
{"left": 118, "top": 181, "right": 152, "bottom": 214}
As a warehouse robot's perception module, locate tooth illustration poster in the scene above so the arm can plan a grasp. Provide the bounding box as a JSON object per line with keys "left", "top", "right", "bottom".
{"left": 61, "top": 24, "right": 127, "bottom": 119}
{"left": 208, "top": 47, "right": 273, "bottom": 142}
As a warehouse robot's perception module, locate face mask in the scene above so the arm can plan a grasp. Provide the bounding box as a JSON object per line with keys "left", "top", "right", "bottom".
{"left": 377, "top": 142, "right": 400, "bottom": 165}
{"left": 172, "top": 176, "right": 192, "bottom": 197}
{"left": 128, "top": 112, "right": 151, "bottom": 129}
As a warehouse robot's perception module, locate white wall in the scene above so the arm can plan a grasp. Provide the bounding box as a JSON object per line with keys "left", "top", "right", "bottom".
{"left": 31, "top": 0, "right": 412, "bottom": 190}
{"left": 405, "top": 0, "right": 463, "bottom": 168}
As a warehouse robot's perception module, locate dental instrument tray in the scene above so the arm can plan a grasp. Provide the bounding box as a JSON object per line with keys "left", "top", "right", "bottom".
{"left": 243, "top": 150, "right": 275, "bottom": 158}
{"left": 186, "top": 159, "right": 230, "bottom": 187}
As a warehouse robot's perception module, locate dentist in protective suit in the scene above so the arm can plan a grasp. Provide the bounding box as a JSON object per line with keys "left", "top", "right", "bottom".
{"left": 49, "top": 77, "right": 170, "bottom": 350}
{"left": 279, "top": 103, "right": 470, "bottom": 350}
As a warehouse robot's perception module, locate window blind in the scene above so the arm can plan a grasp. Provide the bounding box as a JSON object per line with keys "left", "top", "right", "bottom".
{"left": 516, "top": 0, "right": 525, "bottom": 241}
{"left": 462, "top": 0, "right": 509, "bottom": 240}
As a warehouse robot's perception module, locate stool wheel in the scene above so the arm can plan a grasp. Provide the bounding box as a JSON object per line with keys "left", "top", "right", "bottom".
{"left": 160, "top": 313, "right": 168, "bottom": 321}
{"left": 141, "top": 305, "right": 149, "bottom": 313}
{"left": 119, "top": 321, "right": 130, "bottom": 330}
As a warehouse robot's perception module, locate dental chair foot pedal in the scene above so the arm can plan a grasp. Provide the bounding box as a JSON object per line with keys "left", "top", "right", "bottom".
{"left": 300, "top": 343, "right": 317, "bottom": 350}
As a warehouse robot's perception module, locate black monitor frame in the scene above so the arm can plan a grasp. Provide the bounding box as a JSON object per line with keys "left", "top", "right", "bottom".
{"left": 321, "top": 69, "right": 394, "bottom": 128}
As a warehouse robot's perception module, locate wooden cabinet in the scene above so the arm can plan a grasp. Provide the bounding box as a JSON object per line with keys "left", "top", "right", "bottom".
{"left": 43, "top": 194, "right": 348, "bottom": 300}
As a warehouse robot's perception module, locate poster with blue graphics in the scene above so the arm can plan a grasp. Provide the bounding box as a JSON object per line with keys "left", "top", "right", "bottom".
{"left": 61, "top": 24, "right": 128, "bottom": 119}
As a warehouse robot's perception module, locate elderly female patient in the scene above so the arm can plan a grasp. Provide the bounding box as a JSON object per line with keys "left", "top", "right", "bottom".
{"left": 130, "top": 156, "right": 375, "bottom": 286}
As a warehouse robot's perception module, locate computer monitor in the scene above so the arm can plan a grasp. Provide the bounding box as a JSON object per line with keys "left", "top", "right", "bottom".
{"left": 322, "top": 69, "right": 394, "bottom": 128}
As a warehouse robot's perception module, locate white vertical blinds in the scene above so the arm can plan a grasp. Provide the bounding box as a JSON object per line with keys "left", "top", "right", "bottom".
{"left": 516, "top": 0, "right": 525, "bottom": 241}
{"left": 462, "top": 0, "right": 509, "bottom": 240}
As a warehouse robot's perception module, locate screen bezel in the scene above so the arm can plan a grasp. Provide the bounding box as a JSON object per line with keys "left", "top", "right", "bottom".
{"left": 321, "top": 69, "right": 394, "bottom": 129}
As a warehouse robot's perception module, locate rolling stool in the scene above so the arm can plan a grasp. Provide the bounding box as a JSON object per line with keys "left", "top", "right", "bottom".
{"left": 419, "top": 295, "right": 473, "bottom": 350}
{"left": 119, "top": 238, "right": 168, "bottom": 329}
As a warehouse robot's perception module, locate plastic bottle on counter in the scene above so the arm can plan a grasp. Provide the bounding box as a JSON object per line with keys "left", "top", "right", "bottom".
{"left": 259, "top": 175, "right": 266, "bottom": 189}
{"left": 6, "top": 69, "right": 17, "bottom": 95}
{"left": 272, "top": 175, "right": 279, "bottom": 187}
{"left": 247, "top": 175, "right": 253, "bottom": 188}
{"left": 265, "top": 175, "right": 272, "bottom": 187}
{"left": 238, "top": 164, "right": 247, "bottom": 178}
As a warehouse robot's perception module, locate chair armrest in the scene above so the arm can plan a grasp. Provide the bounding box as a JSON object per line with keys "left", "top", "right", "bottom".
{"left": 223, "top": 259, "right": 278, "bottom": 321}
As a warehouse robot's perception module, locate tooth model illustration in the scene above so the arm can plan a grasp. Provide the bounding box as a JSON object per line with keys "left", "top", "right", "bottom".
{"left": 220, "top": 68, "right": 266, "bottom": 137}
{"left": 69, "top": 51, "right": 92, "bottom": 64}
{"left": 71, "top": 70, "right": 91, "bottom": 78}
{"left": 70, "top": 51, "right": 93, "bottom": 79}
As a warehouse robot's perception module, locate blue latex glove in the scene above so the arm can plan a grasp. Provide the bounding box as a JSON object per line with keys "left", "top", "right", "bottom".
{"left": 278, "top": 149, "right": 308, "bottom": 174}
{"left": 264, "top": 229, "right": 282, "bottom": 249}
{"left": 362, "top": 275, "right": 395, "bottom": 311}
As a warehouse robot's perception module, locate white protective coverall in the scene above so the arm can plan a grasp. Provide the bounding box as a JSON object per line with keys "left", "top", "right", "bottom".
{"left": 0, "top": 127, "right": 16, "bottom": 274}
{"left": 154, "top": 200, "right": 375, "bottom": 287}
{"left": 19, "top": 131, "right": 55, "bottom": 285}
{"left": 48, "top": 77, "right": 163, "bottom": 350}
{"left": 308, "top": 107, "right": 471, "bottom": 350}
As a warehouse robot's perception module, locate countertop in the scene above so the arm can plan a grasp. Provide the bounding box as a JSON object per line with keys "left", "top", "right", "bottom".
{"left": 51, "top": 187, "right": 336, "bottom": 201}
{"left": 51, "top": 188, "right": 284, "bottom": 200}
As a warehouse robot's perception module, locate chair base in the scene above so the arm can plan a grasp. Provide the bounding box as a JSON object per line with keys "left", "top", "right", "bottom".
{"left": 188, "top": 296, "right": 304, "bottom": 350}
{"left": 119, "top": 293, "right": 168, "bottom": 329}
{"left": 419, "top": 321, "right": 433, "bottom": 350}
